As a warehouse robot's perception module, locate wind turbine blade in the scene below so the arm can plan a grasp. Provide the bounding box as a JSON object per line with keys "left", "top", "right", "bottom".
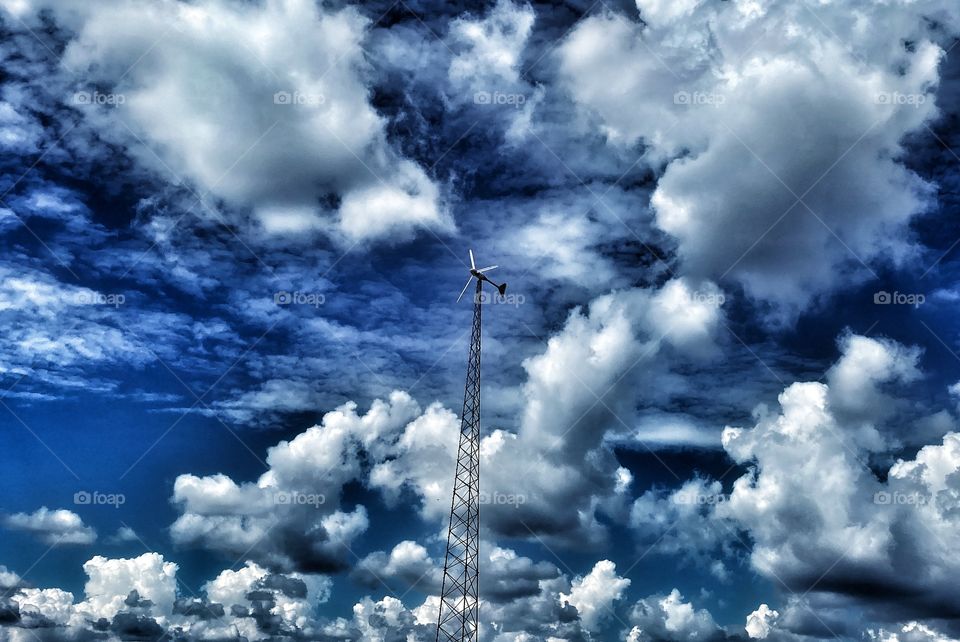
{"left": 469, "top": 249, "right": 476, "bottom": 270}
{"left": 476, "top": 265, "right": 498, "bottom": 273}
{"left": 456, "top": 276, "right": 473, "bottom": 303}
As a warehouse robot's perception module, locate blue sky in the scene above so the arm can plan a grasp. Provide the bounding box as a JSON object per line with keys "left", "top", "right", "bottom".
{"left": 1, "top": 0, "right": 960, "bottom": 640}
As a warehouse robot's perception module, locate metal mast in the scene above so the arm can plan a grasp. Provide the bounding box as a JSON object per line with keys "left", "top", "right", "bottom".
{"left": 436, "top": 278, "right": 483, "bottom": 642}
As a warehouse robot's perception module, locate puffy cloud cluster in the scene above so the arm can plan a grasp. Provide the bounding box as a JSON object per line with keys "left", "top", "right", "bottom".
{"left": 869, "top": 622, "right": 960, "bottom": 642}
{"left": 670, "top": 334, "right": 960, "bottom": 634}
{"left": 156, "top": 276, "right": 723, "bottom": 600}
{"left": 352, "top": 540, "right": 440, "bottom": 595}
{"left": 629, "top": 476, "right": 736, "bottom": 579}
{"left": 0, "top": 546, "right": 632, "bottom": 641}
{"left": 170, "top": 390, "right": 432, "bottom": 572}
{"left": 559, "top": 560, "right": 630, "bottom": 632}
{"left": 76, "top": 553, "right": 177, "bottom": 623}
{"left": 0, "top": 552, "right": 335, "bottom": 640}
{"left": 354, "top": 540, "right": 563, "bottom": 605}
{"left": 370, "top": 277, "right": 725, "bottom": 546}
{"left": 719, "top": 342, "right": 960, "bottom": 614}
{"left": 557, "top": 0, "right": 960, "bottom": 322}
{"left": 5, "top": 327, "right": 960, "bottom": 640}
{"left": 347, "top": 542, "right": 577, "bottom": 640}
{"left": 745, "top": 604, "right": 779, "bottom": 639}
{"left": 616, "top": 332, "right": 960, "bottom": 636}
{"left": 626, "top": 588, "right": 720, "bottom": 642}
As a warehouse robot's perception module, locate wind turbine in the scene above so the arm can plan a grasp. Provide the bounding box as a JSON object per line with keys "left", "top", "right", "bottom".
{"left": 456, "top": 249, "right": 506, "bottom": 302}
{"left": 437, "top": 249, "right": 506, "bottom": 642}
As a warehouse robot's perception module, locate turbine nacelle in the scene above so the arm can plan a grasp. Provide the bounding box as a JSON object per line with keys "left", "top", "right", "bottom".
{"left": 457, "top": 249, "right": 507, "bottom": 302}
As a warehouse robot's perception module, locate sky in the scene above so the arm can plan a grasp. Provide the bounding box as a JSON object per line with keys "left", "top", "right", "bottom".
{"left": 0, "top": 0, "right": 960, "bottom": 640}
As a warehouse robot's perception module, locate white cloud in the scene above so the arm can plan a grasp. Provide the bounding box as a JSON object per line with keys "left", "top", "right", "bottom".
{"left": 2, "top": 507, "right": 96, "bottom": 545}
{"left": 367, "top": 278, "right": 725, "bottom": 547}
{"left": 745, "top": 604, "right": 780, "bottom": 639}
{"left": 557, "top": 2, "right": 959, "bottom": 322}
{"left": 826, "top": 333, "right": 922, "bottom": 427}
{"left": 447, "top": 0, "right": 537, "bottom": 142}
{"left": 202, "top": 561, "right": 328, "bottom": 636}
{"left": 352, "top": 540, "right": 439, "bottom": 594}
{"left": 627, "top": 588, "right": 719, "bottom": 642}
{"left": 715, "top": 334, "right": 960, "bottom": 624}
{"left": 11, "top": 588, "right": 74, "bottom": 625}
{"left": 203, "top": 561, "right": 269, "bottom": 612}
{"left": 358, "top": 278, "right": 726, "bottom": 550}
{"left": 0, "top": 99, "right": 43, "bottom": 152}
{"left": 630, "top": 413, "right": 722, "bottom": 449}
{"left": 107, "top": 526, "right": 140, "bottom": 544}
{"left": 630, "top": 476, "right": 733, "bottom": 570}
{"left": 0, "top": 566, "right": 20, "bottom": 588}
{"left": 0, "top": 551, "right": 332, "bottom": 640}
{"left": 8, "top": 0, "right": 449, "bottom": 243}
{"left": 869, "top": 621, "right": 960, "bottom": 642}
{"left": 171, "top": 391, "right": 421, "bottom": 571}
{"left": 75, "top": 553, "right": 177, "bottom": 622}
{"left": 559, "top": 560, "right": 630, "bottom": 631}
{"left": 448, "top": 0, "right": 533, "bottom": 89}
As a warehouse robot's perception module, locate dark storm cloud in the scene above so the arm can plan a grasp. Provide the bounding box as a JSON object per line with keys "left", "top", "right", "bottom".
{"left": 109, "top": 612, "right": 164, "bottom": 641}
{"left": 172, "top": 599, "right": 225, "bottom": 621}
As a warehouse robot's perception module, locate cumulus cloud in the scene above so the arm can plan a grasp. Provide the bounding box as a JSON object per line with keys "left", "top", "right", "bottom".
{"left": 352, "top": 540, "right": 560, "bottom": 608}
{"left": 869, "top": 622, "right": 960, "bottom": 642}
{"left": 0, "top": 545, "right": 615, "bottom": 640}
{"left": 202, "top": 561, "right": 330, "bottom": 637}
{"left": 352, "top": 540, "right": 440, "bottom": 594}
{"left": 170, "top": 391, "right": 428, "bottom": 572}
{"left": 2, "top": 508, "right": 96, "bottom": 545}
{"left": 11, "top": 588, "right": 75, "bottom": 627}
{"left": 715, "top": 334, "right": 960, "bottom": 626}
{"left": 627, "top": 588, "right": 720, "bottom": 642}
{"left": 745, "top": 604, "right": 780, "bottom": 639}
{"left": 75, "top": 553, "right": 177, "bottom": 622}
{"left": 369, "top": 278, "right": 725, "bottom": 547}
{"left": 474, "top": 573, "right": 583, "bottom": 641}
{"left": 630, "top": 476, "right": 735, "bottom": 576}
{"left": 612, "top": 332, "right": 960, "bottom": 636}
{"left": 5, "top": 0, "right": 449, "bottom": 243}
{"left": 559, "top": 560, "right": 630, "bottom": 632}
{"left": 557, "top": 1, "right": 960, "bottom": 322}
{"left": 825, "top": 333, "right": 923, "bottom": 430}
{"left": 0, "top": 552, "right": 334, "bottom": 640}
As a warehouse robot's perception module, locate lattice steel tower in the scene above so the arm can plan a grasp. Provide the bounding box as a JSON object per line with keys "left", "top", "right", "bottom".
{"left": 437, "top": 252, "right": 505, "bottom": 642}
